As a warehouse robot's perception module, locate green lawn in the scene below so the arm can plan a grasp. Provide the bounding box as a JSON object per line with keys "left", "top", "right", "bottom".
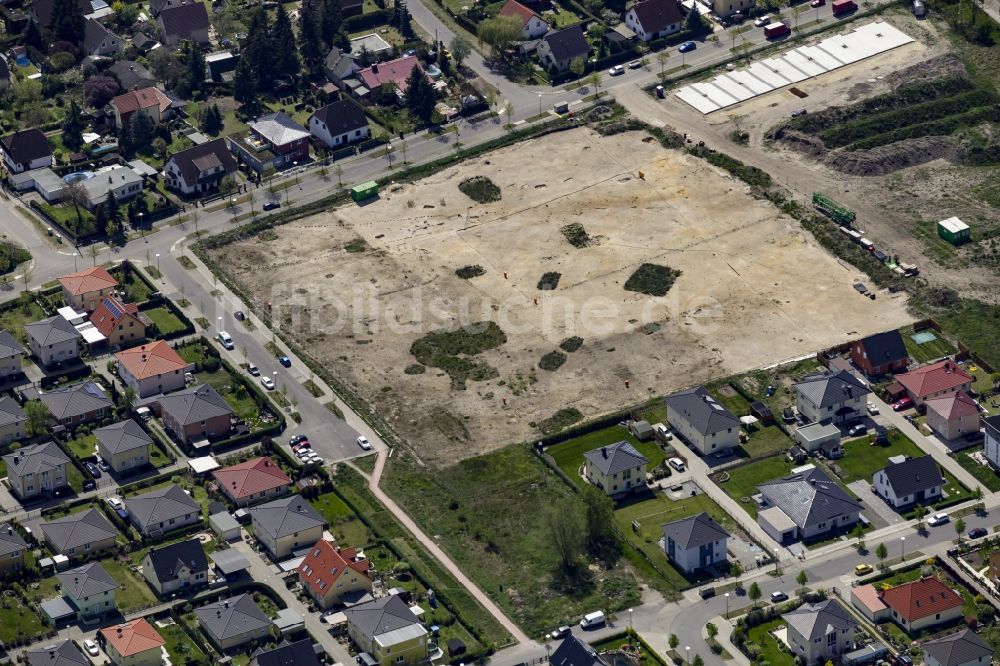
{"left": 954, "top": 446, "right": 1000, "bottom": 491}
{"left": 311, "top": 493, "right": 371, "bottom": 547}
{"left": 548, "top": 424, "right": 667, "bottom": 485}
{"left": 159, "top": 620, "right": 206, "bottom": 662}
{"left": 717, "top": 457, "right": 796, "bottom": 518}
{"left": 178, "top": 343, "right": 263, "bottom": 424}
{"left": 149, "top": 440, "right": 172, "bottom": 468}
{"left": 22, "top": 575, "right": 62, "bottom": 604}
{"left": 144, "top": 307, "right": 187, "bottom": 336}
{"left": 705, "top": 380, "right": 752, "bottom": 416}
{"left": 0, "top": 297, "right": 47, "bottom": 345}
{"left": 101, "top": 557, "right": 159, "bottom": 611}
{"left": 65, "top": 434, "right": 97, "bottom": 461}
{"left": 900, "top": 326, "right": 957, "bottom": 364}
{"left": 118, "top": 269, "right": 154, "bottom": 303}
{"left": 744, "top": 617, "right": 794, "bottom": 666}
{"left": 67, "top": 464, "right": 86, "bottom": 493}
{"left": 741, "top": 426, "right": 793, "bottom": 458}
{"left": 0, "top": 602, "right": 49, "bottom": 644}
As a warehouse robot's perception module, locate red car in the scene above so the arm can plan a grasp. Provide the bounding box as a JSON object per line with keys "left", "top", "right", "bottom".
{"left": 892, "top": 396, "right": 914, "bottom": 411}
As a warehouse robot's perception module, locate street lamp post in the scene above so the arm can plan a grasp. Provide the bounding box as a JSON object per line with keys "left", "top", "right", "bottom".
{"left": 685, "top": 646, "right": 690, "bottom": 665}
{"left": 628, "top": 608, "right": 633, "bottom": 642}
{"left": 155, "top": 253, "right": 160, "bottom": 275}
{"left": 725, "top": 592, "right": 729, "bottom": 617}
{"left": 901, "top": 536, "right": 905, "bottom": 562}
{"left": 293, "top": 161, "right": 300, "bottom": 189}
{"left": 218, "top": 316, "right": 223, "bottom": 331}
{"left": 538, "top": 93, "right": 542, "bottom": 116}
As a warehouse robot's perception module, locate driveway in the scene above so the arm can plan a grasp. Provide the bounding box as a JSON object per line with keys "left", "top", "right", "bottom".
{"left": 848, "top": 480, "right": 902, "bottom": 527}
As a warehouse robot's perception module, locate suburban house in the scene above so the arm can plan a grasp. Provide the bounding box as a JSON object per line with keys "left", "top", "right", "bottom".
{"left": 925, "top": 392, "right": 981, "bottom": 441}
{"left": 344, "top": 594, "right": 429, "bottom": 666}
{"left": 41, "top": 508, "right": 119, "bottom": 557}
{"left": 0, "top": 395, "right": 27, "bottom": 445}
{"left": 922, "top": 629, "right": 992, "bottom": 666}
{"left": 125, "top": 484, "right": 202, "bottom": 537}
{"left": 110, "top": 87, "right": 173, "bottom": 129}
{"left": 549, "top": 635, "right": 610, "bottom": 666}
{"left": 880, "top": 576, "right": 963, "bottom": 632}
{"left": 712, "top": 0, "right": 752, "bottom": 18}
{"left": 26, "top": 641, "right": 89, "bottom": 666}
{"left": 100, "top": 619, "right": 165, "bottom": 666}
{"left": 163, "top": 139, "right": 239, "bottom": 196}
{"left": 498, "top": 0, "right": 549, "bottom": 39}
{"left": 157, "top": 2, "right": 210, "bottom": 46}
{"left": 850, "top": 330, "right": 909, "bottom": 376}
{"left": 582, "top": 441, "right": 648, "bottom": 497}
{"left": 793, "top": 370, "right": 870, "bottom": 425}
{"left": 58, "top": 266, "right": 118, "bottom": 313}
{"left": 873, "top": 455, "right": 944, "bottom": 509}
{"left": 149, "top": 0, "right": 186, "bottom": 15}
{"left": 91, "top": 296, "right": 146, "bottom": 348}
{"left": 0, "top": 329, "right": 25, "bottom": 379}
{"left": 28, "top": 0, "right": 93, "bottom": 27}
{"left": 782, "top": 600, "right": 857, "bottom": 665}
{"left": 985, "top": 415, "right": 1000, "bottom": 470}
{"left": 624, "top": 0, "right": 682, "bottom": 42}
{"left": 39, "top": 382, "right": 114, "bottom": 426}
{"left": 324, "top": 47, "right": 359, "bottom": 88}
{"left": 793, "top": 422, "right": 842, "bottom": 456}
{"left": 249, "top": 495, "right": 326, "bottom": 559}
{"left": 664, "top": 386, "right": 741, "bottom": 455}
{"left": 895, "top": 360, "right": 974, "bottom": 407}
{"left": 0, "top": 523, "right": 28, "bottom": 572}
{"left": 227, "top": 111, "right": 310, "bottom": 174}
{"left": 80, "top": 165, "right": 144, "bottom": 209}
{"left": 108, "top": 61, "right": 156, "bottom": 91}
{"left": 250, "top": 639, "right": 321, "bottom": 666}
{"left": 26, "top": 316, "right": 80, "bottom": 367}
{"left": 212, "top": 457, "right": 291, "bottom": 507}
{"left": 850, "top": 584, "right": 890, "bottom": 622}
{"left": 195, "top": 594, "right": 273, "bottom": 650}
{"left": 660, "top": 512, "right": 729, "bottom": 573}
{"left": 536, "top": 25, "right": 590, "bottom": 73}
{"left": 297, "top": 539, "right": 373, "bottom": 609}
{"left": 155, "top": 384, "right": 234, "bottom": 444}
{"left": 1, "top": 129, "right": 53, "bottom": 173}
{"left": 3, "top": 441, "right": 71, "bottom": 500}
{"left": 141, "top": 538, "right": 209, "bottom": 596}
{"left": 357, "top": 56, "right": 423, "bottom": 94}
{"left": 58, "top": 562, "right": 119, "bottom": 621}
{"left": 757, "top": 466, "right": 862, "bottom": 543}
{"left": 116, "top": 340, "right": 189, "bottom": 398}
{"left": 83, "top": 18, "right": 120, "bottom": 56}
{"left": 308, "top": 100, "right": 371, "bottom": 149}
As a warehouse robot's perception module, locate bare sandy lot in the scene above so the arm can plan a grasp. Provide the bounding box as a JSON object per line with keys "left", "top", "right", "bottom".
{"left": 211, "top": 128, "right": 913, "bottom": 463}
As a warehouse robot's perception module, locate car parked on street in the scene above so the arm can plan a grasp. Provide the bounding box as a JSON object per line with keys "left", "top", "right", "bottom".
{"left": 608, "top": 65, "right": 625, "bottom": 76}
{"left": 263, "top": 201, "right": 280, "bottom": 211}
{"left": 261, "top": 376, "right": 275, "bottom": 390}
{"left": 928, "top": 513, "right": 950, "bottom": 527}
{"left": 854, "top": 563, "right": 873, "bottom": 575}
{"left": 810, "top": 0, "right": 825, "bottom": 6}
{"left": 279, "top": 355, "right": 292, "bottom": 367}
{"left": 754, "top": 15, "right": 772, "bottom": 26}
{"left": 549, "top": 626, "right": 571, "bottom": 640}
{"left": 678, "top": 41, "right": 697, "bottom": 53}
{"left": 217, "top": 331, "right": 234, "bottom": 350}
{"left": 357, "top": 435, "right": 372, "bottom": 450}
{"left": 84, "top": 640, "right": 100, "bottom": 657}
{"left": 867, "top": 402, "right": 879, "bottom": 415}
{"left": 969, "top": 527, "right": 988, "bottom": 539}
{"left": 848, "top": 422, "right": 867, "bottom": 437}
{"left": 628, "top": 59, "right": 642, "bottom": 69}
{"left": 770, "top": 591, "right": 788, "bottom": 602}
{"left": 85, "top": 462, "right": 101, "bottom": 478}
{"left": 247, "top": 362, "right": 260, "bottom": 376}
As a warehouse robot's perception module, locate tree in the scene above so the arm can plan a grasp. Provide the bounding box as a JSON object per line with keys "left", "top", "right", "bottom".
{"left": 792, "top": 4, "right": 808, "bottom": 28}
{"left": 219, "top": 175, "right": 237, "bottom": 199}
{"left": 232, "top": 58, "right": 258, "bottom": 111}
{"left": 102, "top": 188, "right": 121, "bottom": 236}
{"left": 503, "top": 100, "right": 514, "bottom": 128}
{"left": 668, "top": 635, "right": 679, "bottom": 652}
{"left": 243, "top": 8, "right": 272, "bottom": 89}
{"left": 262, "top": 165, "right": 278, "bottom": 192}
{"left": 569, "top": 57, "right": 585, "bottom": 78}
{"left": 581, "top": 485, "right": 619, "bottom": 560}
{"left": 52, "top": 0, "right": 86, "bottom": 44}
{"left": 271, "top": 2, "right": 300, "bottom": 80}
{"left": 449, "top": 36, "right": 471, "bottom": 67}
{"left": 64, "top": 181, "right": 89, "bottom": 227}
{"left": 298, "top": 0, "right": 324, "bottom": 78}
{"left": 853, "top": 523, "right": 866, "bottom": 552}
{"left": 657, "top": 51, "right": 669, "bottom": 78}
{"left": 129, "top": 111, "right": 153, "bottom": 154}
{"left": 122, "top": 386, "right": 137, "bottom": 409}
{"left": 748, "top": 581, "right": 761, "bottom": 607}
{"left": 589, "top": 71, "right": 602, "bottom": 97}
{"left": 547, "top": 500, "right": 583, "bottom": 581}
{"left": 914, "top": 504, "right": 927, "bottom": 531}
{"left": 796, "top": 569, "right": 808, "bottom": 596}
{"left": 730, "top": 559, "right": 743, "bottom": 587}
{"left": 706, "top": 623, "right": 718, "bottom": 642}
{"left": 94, "top": 203, "right": 109, "bottom": 238}
{"left": 83, "top": 74, "right": 120, "bottom": 108}
{"left": 201, "top": 103, "right": 222, "bottom": 135}
{"left": 955, "top": 517, "right": 966, "bottom": 543}
{"left": 477, "top": 15, "right": 523, "bottom": 56}
{"left": 972, "top": 485, "right": 984, "bottom": 512}
{"left": 692, "top": 655, "right": 703, "bottom": 666}
{"left": 684, "top": 7, "right": 707, "bottom": 34}
{"left": 394, "top": 0, "right": 414, "bottom": 39}
{"left": 23, "top": 21, "right": 45, "bottom": 53}
{"left": 320, "top": 0, "right": 343, "bottom": 45}
{"left": 405, "top": 64, "right": 436, "bottom": 123}
{"left": 876, "top": 542, "right": 888, "bottom": 567}
{"left": 25, "top": 400, "right": 50, "bottom": 436}
{"left": 61, "top": 100, "right": 85, "bottom": 152}
{"left": 991, "top": 372, "right": 1000, "bottom": 389}
{"left": 112, "top": 0, "right": 139, "bottom": 31}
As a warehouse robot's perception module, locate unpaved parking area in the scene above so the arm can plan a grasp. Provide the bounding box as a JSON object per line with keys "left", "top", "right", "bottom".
{"left": 211, "top": 128, "right": 912, "bottom": 464}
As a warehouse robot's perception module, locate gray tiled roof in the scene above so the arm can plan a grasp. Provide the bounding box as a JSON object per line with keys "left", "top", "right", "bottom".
{"left": 583, "top": 441, "right": 648, "bottom": 476}
{"left": 252, "top": 639, "right": 320, "bottom": 666}
{"left": 26, "top": 316, "right": 79, "bottom": 347}
{"left": 0, "top": 523, "right": 28, "bottom": 556}
{"left": 0, "top": 395, "right": 27, "bottom": 428}
{"left": 84, "top": 18, "right": 118, "bottom": 53}
{"left": 550, "top": 635, "right": 609, "bottom": 666}
{"left": 0, "top": 329, "right": 25, "bottom": 357}
{"left": 26, "top": 641, "right": 90, "bottom": 666}
{"left": 783, "top": 600, "right": 856, "bottom": 641}
{"left": 157, "top": 2, "right": 209, "bottom": 41}
{"left": 39, "top": 382, "right": 113, "bottom": 420}
{"left": 311, "top": 100, "right": 368, "bottom": 137}
{"left": 156, "top": 384, "right": 233, "bottom": 426}
{"left": 41, "top": 508, "right": 119, "bottom": 553}
{"left": 541, "top": 25, "right": 589, "bottom": 62}
{"left": 759, "top": 467, "right": 862, "bottom": 530}
{"left": 95, "top": 419, "right": 152, "bottom": 455}
{"left": 857, "top": 330, "right": 908, "bottom": 366}
{"left": 878, "top": 455, "right": 943, "bottom": 497}
{"left": 249, "top": 495, "right": 325, "bottom": 540}
{"left": 57, "top": 562, "right": 119, "bottom": 599}
{"left": 343, "top": 594, "right": 421, "bottom": 643}
{"left": 146, "top": 538, "right": 208, "bottom": 582}
{"left": 794, "top": 369, "right": 870, "bottom": 408}
{"left": 2, "top": 441, "right": 70, "bottom": 477}
{"left": 125, "top": 484, "right": 200, "bottom": 531}
{"left": 195, "top": 594, "right": 271, "bottom": 641}
{"left": 922, "top": 629, "right": 991, "bottom": 666}
{"left": 662, "top": 512, "right": 729, "bottom": 550}
{"left": 664, "top": 386, "right": 740, "bottom": 435}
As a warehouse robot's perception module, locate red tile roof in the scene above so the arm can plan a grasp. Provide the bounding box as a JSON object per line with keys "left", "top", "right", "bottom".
{"left": 925, "top": 391, "right": 979, "bottom": 420}
{"left": 212, "top": 457, "right": 290, "bottom": 500}
{"left": 358, "top": 56, "right": 422, "bottom": 92}
{"left": 111, "top": 86, "right": 172, "bottom": 116}
{"left": 100, "top": 619, "right": 165, "bottom": 657}
{"left": 297, "top": 539, "right": 370, "bottom": 597}
{"left": 58, "top": 266, "right": 118, "bottom": 296}
{"left": 91, "top": 295, "right": 141, "bottom": 337}
{"left": 115, "top": 340, "right": 187, "bottom": 380}
{"left": 879, "top": 576, "right": 962, "bottom": 623}
{"left": 498, "top": 0, "right": 538, "bottom": 26}
{"left": 896, "top": 360, "right": 974, "bottom": 399}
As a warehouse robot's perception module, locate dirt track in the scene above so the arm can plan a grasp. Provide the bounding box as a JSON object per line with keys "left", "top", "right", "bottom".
{"left": 211, "top": 128, "right": 912, "bottom": 464}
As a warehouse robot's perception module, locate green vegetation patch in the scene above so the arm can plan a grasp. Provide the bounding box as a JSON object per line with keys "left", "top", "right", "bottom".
{"left": 302, "top": 379, "right": 325, "bottom": 397}
{"left": 410, "top": 322, "right": 507, "bottom": 389}
{"left": 0, "top": 241, "right": 31, "bottom": 274}
{"left": 955, "top": 446, "right": 1000, "bottom": 492}
{"left": 537, "top": 272, "right": 561, "bottom": 290}
{"left": 458, "top": 176, "right": 502, "bottom": 203}
{"left": 536, "top": 407, "right": 584, "bottom": 434}
{"left": 624, "top": 263, "right": 681, "bottom": 297}
{"left": 455, "top": 265, "right": 486, "bottom": 279}
{"left": 144, "top": 306, "right": 187, "bottom": 336}
{"left": 539, "top": 351, "right": 567, "bottom": 371}
{"left": 344, "top": 238, "right": 368, "bottom": 253}
{"left": 560, "top": 222, "right": 593, "bottom": 248}
{"left": 404, "top": 363, "right": 426, "bottom": 375}
{"left": 177, "top": 255, "right": 197, "bottom": 269}
{"left": 560, "top": 336, "right": 583, "bottom": 352}
{"left": 547, "top": 424, "right": 667, "bottom": 484}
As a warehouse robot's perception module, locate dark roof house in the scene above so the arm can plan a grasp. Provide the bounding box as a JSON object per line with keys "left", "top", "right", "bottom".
{"left": 661, "top": 512, "right": 729, "bottom": 550}
{"left": 875, "top": 455, "right": 944, "bottom": 507}
{"left": 627, "top": 0, "right": 683, "bottom": 36}
{"left": 537, "top": 25, "right": 589, "bottom": 71}
{"left": 40, "top": 382, "right": 113, "bottom": 423}
{"left": 125, "top": 484, "right": 201, "bottom": 534}
{"left": 145, "top": 539, "right": 208, "bottom": 584}
{"left": 922, "top": 629, "right": 992, "bottom": 666}
{"left": 26, "top": 641, "right": 90, "bottom": 666}
{"left": 851, "top": 330, "right": 909, "bottom": 376}
{"left": 549, "top": 635, "right": 609, "bottom": 666}
{"left": 57, "top": 562, "right": 119, "bottom": 599}
{"left": 344, "top": 594, "right": 425, "bottom": 644}
{"left": 250, "top": 639, "right": 321, "bottom": 666}
{"left": 95, "top": 419, "right": 153, "bottom": 456}
{"left": 163, "top": 138, "right": 238, "bottom": 195}
{"left": 794, "top": 370, "right": 870, "bottom": 409}
{"left": 309, "top": 100, "right": 368, "bottom": 137}
{"left": 195, "top": 594, "right": 271, "bottom": 646}
{"left": 583, "top": 441, "right": 648, "bottom": 476}
{"left": 664, "top": 386, "right": 741, "bottom": 436}
{"left": 783, "top": 600, "right": 856, "bottom": 642}
{"left": 157, "top": 2, "right": 209, "bottom": 45}
{"left": 759, "top": 467, "right": 863, "bottom": 531}
{"left": 156, "top": 384, "right": 233, "bottom": 427}
{"left": 0, "top": 523, "right": 28, "bottom": 557}
{"left": 1, "top": 128, "right": 53, "bottom": 171}
{"left": 249, "top": 495, "right": 325, "bottom": 542}
{"left": 108, "top": 61, "right": 156, "bottom": 91}
{"left": 40, "top": 508, "right": 119, "bottom": 553}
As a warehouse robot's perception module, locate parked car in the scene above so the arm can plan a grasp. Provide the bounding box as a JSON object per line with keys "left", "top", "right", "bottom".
{"left": 263, "top": 201, "right": 280, "bottom": 211}
{"left": 770, "top": 591, "right": 788, "bottom": 602}
{"left": 714, "top": 448, "right": 734, "bottom": 459}
{"left": 892, "top": 396, "right": 913, "bottom": 411}
{"left": 261, "top": 376, "right": 276, "bottom": 390}
{"left": 791, "top": 109, "right": 807, "bottom": 117}
{"left": 968, "top": 527, "right": 988, "bottom": 539}
{"left": 217, "top": 331, "right": 234, "bottom": 350}
{"left": 698, "top": 587, "right": 716, "bottom": 599}
{"left": 854, "top": 564, "right": 873, "bottom": 576}
{"left": 82, "top": 480, "right": 96, "bottom": 491}
{"left": 357, "top": 435, "right": 372, "bottom": 451}
{"left": 580, "top": 611, "right": 606, "bottom": 628}
{"left": 628, "top": 59, "right": 643, "bottom": 69}
{"left": 84, "top": 640, "right": 100, "bottom": 657}
{"left": 107, "top": 497, "right": 124, "bottom": 510}
{"left": 85, "top": 462, "right": 101, "bottom": 478}
{"left": 810, "top": 0, "right": 825, "bottom": 6}
{"left": 654, "top": 424, "right": 673, "bottom": 440}
{"left": 549, "top": 626, "right": 571, "bottom": 640}
{"left": 289, "top": 434, "right": 309, "bottom": 446}
{"left": 928, "top": 513, "right": 950, "bottom": 527}
{"left": 247, "top": 362, "right": 260, "bottom": 376}
{"left": 867, "top": 402, "right": 879, "bottom": 415}
{"left": 847, "top": 422, "right": 867, "bottom": 437}
{"left": 608, "top": 65, "right": 625, "bottom": 76}
{"left": 278, "top": 355, "right": 292, "bottom": 367}
{"left": 668, "top": 457, "right": 686, "bottom": 472}
{"left": 678, "top": 41, "right": 697, "bottom": 53}
{"left": 754, "top": 15, "right": 772, "bottom": 26}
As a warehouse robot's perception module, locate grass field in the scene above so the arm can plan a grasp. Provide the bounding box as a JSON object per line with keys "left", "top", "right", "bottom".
{"left": 741, "top": 426, "right": 793, "bottom": 458}
{"left": 65, "top": 434, "right": 97, "bottom": 461}
{"left": 716, "top": 457, "right": 795, "bottom": 519}
{"left": 101, "top": 557, "right": 159, "bottom": 611}
{"left": 160, "top": 620, "right": 206, "bottom": 662}
{"left": 144, "top": 306, "right": 188, "bottom": 336}
{"left": 547, "top": 424, "right": 667, "bottom": 485}
{"left": 310, "top": 492, "right": 371, "bottom": 547}
{"left": 899, "top": 326, "right": 957, "bottom": 363}
{"left": 0, "top": 297, "right": 46, "bottom": 345}
{"left": 0, "top": 601, "right": 48, "bottom": 644}
{"left": 954, "top": 446, "right": 1000, "bottom": 492}
{"left": 382, "top": 446, "right": 642, "bottom": 637}
{"left": 744, "top": 617, "right": 794, "bottom": 666}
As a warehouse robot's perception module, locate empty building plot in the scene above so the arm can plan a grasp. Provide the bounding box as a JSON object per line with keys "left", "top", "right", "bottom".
{"left": 675, "top": 22, "right": 913, "bottom": 114}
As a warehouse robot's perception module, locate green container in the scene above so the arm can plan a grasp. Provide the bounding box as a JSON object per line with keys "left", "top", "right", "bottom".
{"left": 351, "top": 181, "right": 379, "bottom": 202}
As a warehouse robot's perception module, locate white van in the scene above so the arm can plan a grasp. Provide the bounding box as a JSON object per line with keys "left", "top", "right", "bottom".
{"left": 580, "top": 611, "right": 605, "bottom": 629}
{"left": 217, "top": 331, "right": 234, "bottom": 350}
{"left": 668, "top": 457, "right": 686, "bottom": 472}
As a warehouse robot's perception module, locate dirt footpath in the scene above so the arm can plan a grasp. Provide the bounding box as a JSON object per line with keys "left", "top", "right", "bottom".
{"left": 211, "top": 128, "right": 912, "bottom": 464}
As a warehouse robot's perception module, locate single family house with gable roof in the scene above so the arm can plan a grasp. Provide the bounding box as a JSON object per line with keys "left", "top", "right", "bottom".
{"left": 895, "top": 360, "right": 973, "bottom": 407}
{"left": 1, "top": 128, "right": 53, "bottom": 173}
{"left": 141, "top": 538, "right": 208, "bottom": 596}
{"left": 879, "top": 576, "right": 963, "bottom": 632}
{"left": 58, "top": 266, "right": 118, "bottom": 313}
{"left": 661, "top": 511, "right": 729, "bottom": 573}
{"left": 91, "top": 296, "right": 146, "bottom": 348}
{"left": 850, "top": 330, "right": 909, "bottom": 376}
{"left": 536, "top": 25, "right": 589, "bottom": 73}
{"left": 664, "top": 386, "right": 741, "bottom": 455}
{"left": 83, "top": 18, "right": 120, "bottom": 56}
{"left": 624, "top": 0, "right": 682, "bottom": 41}
{"left": 549, "top": 635, "right": 609, "bottom": 666}
{"left": 297, "top": 539, "right": 372, "bottom": 609}
{"left": 873, "top": 455, "right": 944, "bottom": 509}
{"left": 498, "top": 0, "right": 549, "bottom": 39}
{"left": 164, "top": 139, "right": 238, "bottom": 195}
{"left": 308, "top": 100, "right": 370, "bottom": 149}
{"left": 157, "top": 2, "right": 210, "bottom": 46}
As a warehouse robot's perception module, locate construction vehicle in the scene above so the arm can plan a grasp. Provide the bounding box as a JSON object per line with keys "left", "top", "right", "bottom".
{"left": 812, "top": 192, "right": 856, "bottom": 226}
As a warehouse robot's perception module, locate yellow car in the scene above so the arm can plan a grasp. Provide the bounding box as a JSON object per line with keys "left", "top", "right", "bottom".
{"left": 854, "top": 564, "right": 873, "bottom": 576}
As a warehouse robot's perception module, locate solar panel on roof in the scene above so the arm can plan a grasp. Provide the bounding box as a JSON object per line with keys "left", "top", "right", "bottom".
{"left": 104, "top": 298, "right": 123, "bottom": 320}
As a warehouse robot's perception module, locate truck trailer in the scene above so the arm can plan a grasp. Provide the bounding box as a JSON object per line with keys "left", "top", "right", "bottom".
{"left": 832, "top": 0, "right": 857, "bottom": 13}
{"left": 764, "top": 22, "right": 791, "bottom": 38}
